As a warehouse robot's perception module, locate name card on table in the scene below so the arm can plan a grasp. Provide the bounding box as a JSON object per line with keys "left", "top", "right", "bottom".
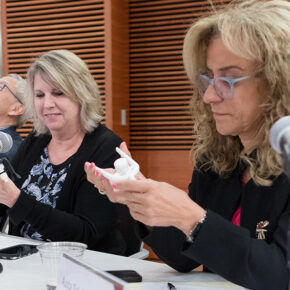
{"left": 56, "top": 253, "right": 128, "bottom": 290}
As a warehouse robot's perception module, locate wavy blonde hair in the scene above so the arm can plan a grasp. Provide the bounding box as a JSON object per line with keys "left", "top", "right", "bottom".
{"left": 183, "top": 0, "right": 290, "bottom": 186}
{"left": 26, "top": 49, "right": 103, "bottom": 135}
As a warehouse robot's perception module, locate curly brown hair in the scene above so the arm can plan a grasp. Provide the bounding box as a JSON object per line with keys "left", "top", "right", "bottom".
{"left": 183, "top": 0, "right": 290, "bottom": 186}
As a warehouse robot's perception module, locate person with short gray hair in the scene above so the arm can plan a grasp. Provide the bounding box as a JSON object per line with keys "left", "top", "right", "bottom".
{"left": 0, "top": 73, "right": 27, "bottom": 161}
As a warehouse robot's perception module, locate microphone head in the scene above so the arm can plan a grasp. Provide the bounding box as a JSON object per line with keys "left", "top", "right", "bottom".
{"left": 270, "top": 116, "right": 290, "bottom": 154}
{"left": 0, "top": 132, "right": 13, "bottom": 153}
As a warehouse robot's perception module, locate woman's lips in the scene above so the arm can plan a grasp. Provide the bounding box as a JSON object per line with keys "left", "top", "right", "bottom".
{"left": 213, "top": 112, "right": 228, "bottom": 117}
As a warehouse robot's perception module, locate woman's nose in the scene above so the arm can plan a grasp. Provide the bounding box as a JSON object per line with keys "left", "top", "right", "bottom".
{"left": 203, "top": 84, "right": 223, "bottom": 104}
{"left": 43, "top": 94, "right": 55, "bottom": 107}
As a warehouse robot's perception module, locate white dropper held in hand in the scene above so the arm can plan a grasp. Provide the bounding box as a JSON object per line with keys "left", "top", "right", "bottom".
{"left": 95, "top": 147, "right": 140, "bottom": 182}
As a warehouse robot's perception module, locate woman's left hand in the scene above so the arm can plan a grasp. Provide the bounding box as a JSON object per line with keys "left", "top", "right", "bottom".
{"left": 0, "top": 177, "right": 21, "bottom": 208}
{"left": 84, "top": 141, "right": 145, "bottom": 203}
{"left": 84, "top": 162, "right": 119, "bottom": 202}
{"left": 113, "top": 178, "right": 206, "bottom": 236}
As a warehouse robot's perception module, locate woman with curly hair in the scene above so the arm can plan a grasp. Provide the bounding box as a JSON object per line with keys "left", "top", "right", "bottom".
{"left": 85, "top": 0, "right": 290, "bottom": 289}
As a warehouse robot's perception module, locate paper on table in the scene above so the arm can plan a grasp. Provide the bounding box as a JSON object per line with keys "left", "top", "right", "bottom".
{"left": 128, "top": 281, "right": 244, "bottom": 290}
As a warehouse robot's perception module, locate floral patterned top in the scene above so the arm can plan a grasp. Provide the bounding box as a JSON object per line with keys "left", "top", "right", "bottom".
{"left": 19, "top": 147, "right": 71, "bottom": 240}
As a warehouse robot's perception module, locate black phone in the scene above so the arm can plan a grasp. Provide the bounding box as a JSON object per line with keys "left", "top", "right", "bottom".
{"left": 106, "top": 270, "right": 142, "bottom": 283}
{"left": 0, "top": 244, "right": 38, "bottom": 260}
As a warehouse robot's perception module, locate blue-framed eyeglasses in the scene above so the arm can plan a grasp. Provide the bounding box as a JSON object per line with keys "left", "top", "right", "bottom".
{"left": 196, "top": 75, "right": 251, "bottom": 99}
{"left": 0, "top": 81, "right": 23, "bottom": 104}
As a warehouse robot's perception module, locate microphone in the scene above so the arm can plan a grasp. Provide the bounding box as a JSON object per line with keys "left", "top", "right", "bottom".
{"left": 269, "top": 116, "right": 290, "bottom": 178}
{"left": 0, "top": 132, "right": 13, "bottom": 182}
{"left": 0, "top": 132, "right": 13, "bottom": 153}
{"left": 270, "top": 117, "right": 290, "bottom": 288}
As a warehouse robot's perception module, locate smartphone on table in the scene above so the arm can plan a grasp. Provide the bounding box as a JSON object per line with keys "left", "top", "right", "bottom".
{"left": 106, "top": 270, "right": 142, "bottom": 282}
{"left": 0, "top": 244, "right": 38, "bottom": 260}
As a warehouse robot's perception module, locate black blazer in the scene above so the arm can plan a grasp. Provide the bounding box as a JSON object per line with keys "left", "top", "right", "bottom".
{"left": 140, "top": 165, "right": 290, "bottom": 290}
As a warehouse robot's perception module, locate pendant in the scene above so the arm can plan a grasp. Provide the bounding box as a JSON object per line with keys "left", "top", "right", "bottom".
{"left": 256, "top": 220, "right": 269, "bottom": 240}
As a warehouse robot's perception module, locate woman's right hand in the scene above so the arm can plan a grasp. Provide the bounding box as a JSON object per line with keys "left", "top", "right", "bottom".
{"left": 112, "top": 178, "right": 205, "bottom": 235}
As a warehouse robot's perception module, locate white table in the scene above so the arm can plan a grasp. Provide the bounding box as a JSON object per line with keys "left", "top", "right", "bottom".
{"left": 0, "top": 233, "right": 243, "bottom": 289}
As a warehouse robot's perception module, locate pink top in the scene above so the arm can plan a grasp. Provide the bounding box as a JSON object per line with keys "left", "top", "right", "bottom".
{"left": 231, "top": 178, "right": 247, "bottom": 226}
{"left": 232, "top": 207, "right": 241, "bottom": 226}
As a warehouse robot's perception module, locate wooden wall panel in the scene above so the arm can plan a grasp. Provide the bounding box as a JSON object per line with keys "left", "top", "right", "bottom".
{"left": 1, "top": 0, "right": 106, "bottom": 138}
{"left": 129, "top": 0, "right": 229, "bottom": 151}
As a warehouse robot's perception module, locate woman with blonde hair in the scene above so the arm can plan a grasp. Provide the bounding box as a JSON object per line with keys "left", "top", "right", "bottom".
{"left": 86, "top": 0, "right": 290, "bottom": 288}
{"left": 0, "top": 49, "right": 127, "bottom": 254}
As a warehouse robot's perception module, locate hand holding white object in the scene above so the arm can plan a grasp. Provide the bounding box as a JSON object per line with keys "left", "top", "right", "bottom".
{"left": 0, "top": 168, "right": 21, "bottom": 208}
{"left": 0, "top": 164, "right": 8, "bottom": 182}
{"left": 95, "top": 147, "right": 140, "bottom": 182}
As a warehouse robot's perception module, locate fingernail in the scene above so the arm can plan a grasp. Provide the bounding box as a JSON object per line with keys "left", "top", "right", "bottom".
{"left": 89, "top": 163, "right": 94, "bottom": 169}
{"left": 85, "top": 162, "right": 89, "bottom": 168}
{"left": 112, "top": 183, "right": 117, "bottom": 189}
{"left": 95, "top": 171, "right": 99, "bottom": 176}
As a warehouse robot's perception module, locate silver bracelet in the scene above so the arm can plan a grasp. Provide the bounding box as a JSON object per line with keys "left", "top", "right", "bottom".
{"left": 186, "top": 211, "right": 207, "bottom": 243}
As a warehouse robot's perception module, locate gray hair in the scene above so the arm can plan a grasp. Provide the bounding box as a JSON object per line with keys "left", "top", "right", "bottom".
{"left": 8, "top": 73, "right": 28, "bottom": 127}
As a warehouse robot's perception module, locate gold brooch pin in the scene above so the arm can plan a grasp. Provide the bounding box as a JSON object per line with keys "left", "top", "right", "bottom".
{"left": 256, "top": 220, "right": 269, "bottom": 240}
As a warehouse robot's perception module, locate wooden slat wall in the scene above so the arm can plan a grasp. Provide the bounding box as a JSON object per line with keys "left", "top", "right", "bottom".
{"left": 1, "top": 0, "right": 106, "bottom": 138}
{"left": 129, "top": 0, "right": 229, "bottom": 151}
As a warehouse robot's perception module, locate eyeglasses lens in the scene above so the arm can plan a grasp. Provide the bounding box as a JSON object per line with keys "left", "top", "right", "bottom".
{"left": 197, "top": 77, "right": 233, "bottom": 99}
{"left": 0, "top": 83, "right": 5, "bottom": 91}
{"left": 197, "top": 77, "right": 209, "bottom": 95}
{"left": 214, "top": 79, "right": 232, "bottom": 99}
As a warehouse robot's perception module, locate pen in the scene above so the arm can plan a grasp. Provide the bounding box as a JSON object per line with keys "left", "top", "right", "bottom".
{"left": 167, "top": 282, "right": 176, "bottom": 289}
